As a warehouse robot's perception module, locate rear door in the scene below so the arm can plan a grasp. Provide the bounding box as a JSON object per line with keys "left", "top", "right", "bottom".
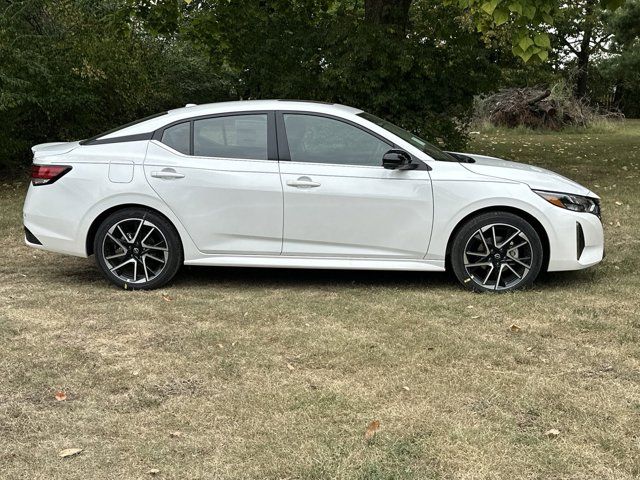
{"left": 144, "top": 111, "right": 283, "bottom": 255}
{"left": 277, "top": 112, "right": 433, "bottom": 258}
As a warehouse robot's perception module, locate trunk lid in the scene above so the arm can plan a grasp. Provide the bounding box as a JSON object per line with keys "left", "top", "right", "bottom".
{"left": 31, "top": 141, "right": 80, "bottom": 159}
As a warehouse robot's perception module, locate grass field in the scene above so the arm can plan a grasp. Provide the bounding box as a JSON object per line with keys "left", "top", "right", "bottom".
{"left": 1, "top": 121, "right": 639, "bottom": 479}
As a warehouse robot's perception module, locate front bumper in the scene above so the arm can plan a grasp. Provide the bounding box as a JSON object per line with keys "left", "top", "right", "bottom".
{"left": 546, "top": 208, "right": 604, "bottom": 272}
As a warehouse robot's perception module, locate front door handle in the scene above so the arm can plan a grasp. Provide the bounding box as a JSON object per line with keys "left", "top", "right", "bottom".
{"left": 151, "top": 168, "right": 185, "bottom": 179}
{"left": 286, "top": 176, "right": 321, "bottom": 188}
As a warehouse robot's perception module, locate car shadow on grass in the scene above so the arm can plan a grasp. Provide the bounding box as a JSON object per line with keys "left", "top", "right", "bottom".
{"left": 172, "top": 264, "right": 598, "bottom": 291}
{"left": 52, "top": 256, "right": 600, "bottom": 292}
{"left": 173, "top": 265, "right": 455, "bottom": 290}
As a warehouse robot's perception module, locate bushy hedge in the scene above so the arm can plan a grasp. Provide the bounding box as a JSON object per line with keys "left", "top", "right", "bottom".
{"left": 0, "top": 0, "right": 498, "bottom": 176}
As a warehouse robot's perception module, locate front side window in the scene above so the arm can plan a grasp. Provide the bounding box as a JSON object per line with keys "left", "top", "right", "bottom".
{"left": 194, "top": 114, "right": 268, "bottom": 160}
{"left": 283, "top": 114, "right": 390, "bottom": 167}
{"left": 357, "top": 112, "right": 456, "bottom": 162}
{"left": 161, "top": 122, "right": 190, "bottom": 154}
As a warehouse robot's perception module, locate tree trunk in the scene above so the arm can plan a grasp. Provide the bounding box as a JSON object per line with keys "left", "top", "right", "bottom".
{"left": 612, "top": 80, "right": 624, "bottom": 109}
{"left": 574, "top": 39, "right": 591, "bottom": 99}
{"left": 364, "top": 0, "right": 413, "bottom": 32}
{"left": 573, "top": 0, "right": 595, "bottom": 99}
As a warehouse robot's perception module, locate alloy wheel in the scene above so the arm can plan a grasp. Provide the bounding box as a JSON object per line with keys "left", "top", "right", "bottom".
{"left": 463, "top": 223, "right": 533, "bottom": 291}
{"left": 101, "top": 217, "right": 169, "bottom": 284}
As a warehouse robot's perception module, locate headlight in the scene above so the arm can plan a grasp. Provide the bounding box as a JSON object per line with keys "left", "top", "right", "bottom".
{"left": 534, "top": 190, "right": 601, "bottom": 217}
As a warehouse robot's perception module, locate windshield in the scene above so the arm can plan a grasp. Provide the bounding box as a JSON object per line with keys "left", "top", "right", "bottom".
{"left": 357, "top": 112, "right": 457, "bottom": 162}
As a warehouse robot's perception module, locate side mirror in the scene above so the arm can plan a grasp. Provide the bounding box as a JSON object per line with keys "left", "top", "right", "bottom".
{"left": 382, "top": 149, "right": 415, "bottom": 170}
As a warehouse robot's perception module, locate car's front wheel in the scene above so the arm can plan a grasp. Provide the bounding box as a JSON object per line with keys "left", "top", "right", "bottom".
{"left": 94, "top": 208, "right": 182, "bottom": 290}
{"left": 450, "top": 211, "right": 544, "bottom": 292}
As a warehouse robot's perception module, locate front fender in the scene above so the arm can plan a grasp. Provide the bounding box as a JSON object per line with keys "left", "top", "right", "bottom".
{"left": 426, "top": 180, "right": 556, "bottom": 263}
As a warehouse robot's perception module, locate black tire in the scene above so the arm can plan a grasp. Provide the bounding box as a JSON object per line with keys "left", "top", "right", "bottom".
{"left": 450, "top": 211, "right": 544, "bottom": 292}
{"left": 94, "top": 208, "right": 182, "bottom": 290}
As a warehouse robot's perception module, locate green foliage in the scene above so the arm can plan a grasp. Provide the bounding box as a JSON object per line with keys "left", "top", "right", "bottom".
{"left": 0, "top": 0, "right": 229, "bottom": 173}
{"left": 1, "top": 0, "right": 630, "bottom": 175}
{"left": 172, "top": 0, "right": 499, "bottom": 148}
{"left": 450, "top": 0, "right": 628, "bottom": 63}
{"left": 592, "top": 0, "right": 640, "bottom": 116}
{"left": 0, "top": 0, "right": 501, "bottom": 174}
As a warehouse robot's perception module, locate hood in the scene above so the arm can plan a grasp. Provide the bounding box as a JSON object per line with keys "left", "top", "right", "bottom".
{"left": 458, "top": 153, "right": 594, "bottom": 197}
{"left": 31, "top": 141, "right": 80, "bottom": 158}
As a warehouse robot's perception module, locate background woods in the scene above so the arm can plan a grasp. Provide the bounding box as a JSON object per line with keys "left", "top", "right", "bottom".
{"left": 0, "top": 0, "right": 638, "bottom": 175}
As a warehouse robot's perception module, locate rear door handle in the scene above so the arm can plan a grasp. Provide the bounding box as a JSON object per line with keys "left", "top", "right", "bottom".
{"left": 286, "top": 176, "right": 321, "bottom": 188}
{"left": 151, "top": 168, "right": 185, "bottom": 179}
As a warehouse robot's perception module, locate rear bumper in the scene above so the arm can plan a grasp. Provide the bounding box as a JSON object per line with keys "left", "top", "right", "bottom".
{"left": 23, "top": 183, "right": 90, "bottom": 257}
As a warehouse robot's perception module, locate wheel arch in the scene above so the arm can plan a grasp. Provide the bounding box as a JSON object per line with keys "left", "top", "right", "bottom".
{"left": 444, "top": 206, "right": 550, "bottom": 272}
{"left": 86, "top": 203, "right": 184, "bottom": 256}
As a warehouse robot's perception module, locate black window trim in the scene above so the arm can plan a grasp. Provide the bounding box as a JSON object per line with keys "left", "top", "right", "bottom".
{"left": 153, "top": 110, "right": 277, "bottom": 161}
{"left": 275, "top": 110, "right": 429, "bottom": 170}
{"left": 80, "top": 111, "right": 168, "bottom": 146}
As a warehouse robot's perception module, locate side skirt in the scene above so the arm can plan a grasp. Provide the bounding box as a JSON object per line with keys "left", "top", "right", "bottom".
{"left": 184, "top": 255, "right": 446, "bottom": 271}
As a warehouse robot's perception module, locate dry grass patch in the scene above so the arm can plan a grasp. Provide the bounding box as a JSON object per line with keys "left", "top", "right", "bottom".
{"left": 1, "top": 121, "right": 639, "bottom": 479}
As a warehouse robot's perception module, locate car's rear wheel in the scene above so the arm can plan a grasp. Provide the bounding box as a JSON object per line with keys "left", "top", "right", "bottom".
{"left": 450, "top": 211, "right": 543, "bottom": 292}
{"left": 94, "top": 208, "right": 182, "bottom": 290}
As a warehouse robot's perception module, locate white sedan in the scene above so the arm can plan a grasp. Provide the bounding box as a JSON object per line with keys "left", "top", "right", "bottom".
{"left": 23, "top": 100, "right": 604, "bottom": 291}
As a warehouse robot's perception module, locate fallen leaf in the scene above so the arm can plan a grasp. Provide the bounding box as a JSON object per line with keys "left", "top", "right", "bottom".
{"left": 364, "top": 420, "right": 380, "bottom": 441}
{"left": 509, "top": 324, "right": 521, "bottom": 332}
{"left": 545, "top": 428, "right": 560, "bottom": 438}
{"left": 286, "top": 363, "right": 295, "bottom": 371}
{"left": 147, "top": 468, "right": 160, "bottom": 475}
{"left": 162, "top": 295, "right": 172, "bottom": 302}
{"left": 58, "top": 448, "right": 83, "bottom": 458}
{"left": 54, "top": 391, "right": 67, "bottom": 402}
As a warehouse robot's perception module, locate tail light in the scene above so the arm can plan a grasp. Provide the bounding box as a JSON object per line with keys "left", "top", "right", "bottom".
{"left": 31, "top": 165, "right": 71, "bottom": 186}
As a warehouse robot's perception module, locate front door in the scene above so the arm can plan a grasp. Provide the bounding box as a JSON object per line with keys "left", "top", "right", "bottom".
{"left": 277, "top": 112, "right": 433, "bottom": 258}
{"left": 144, "top": 111, "right": 283, "bottom": 255}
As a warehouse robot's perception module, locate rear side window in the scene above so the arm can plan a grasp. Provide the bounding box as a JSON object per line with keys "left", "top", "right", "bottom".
{"left": 161, "top": 122, "right": 190, "bottom": 154}
{"left": 193, "top": 114, "right": 268, "bottom": 160}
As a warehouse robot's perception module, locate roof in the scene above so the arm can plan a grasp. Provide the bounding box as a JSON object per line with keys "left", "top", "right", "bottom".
{"left": 100, "top": 100, "right": 363, "bottom": 140}
{"left": 166, "top": 99, "right": 361, "bottom": 117}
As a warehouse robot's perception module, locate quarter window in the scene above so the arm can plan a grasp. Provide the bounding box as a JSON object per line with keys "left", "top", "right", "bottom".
{"left": 161, "top": 122, "right": 190, "bottom": 154}
{"left": 283, "top": 114, "right": 390, "bottom": 166}
{"left": 194, "top": 114, "right": 268, "bottom": 160}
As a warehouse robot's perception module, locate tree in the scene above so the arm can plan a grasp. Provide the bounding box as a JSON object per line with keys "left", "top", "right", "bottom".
{"left": 594, "top": 0, "right": 640, "bottom": 113}
{"left": 364, "top": 0, "right": 413, "bottom": 30}
{"left": 552, "top": 0, "right": 615, "bottom": 98}
{"left": 360, "top": 0, "right": 628, "bottom": 63}
{"left": 0, "top": 0, "right": 227, "bottom": 173}
{"left": 164, "top": 0, "right": 499, "bottom": 148}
